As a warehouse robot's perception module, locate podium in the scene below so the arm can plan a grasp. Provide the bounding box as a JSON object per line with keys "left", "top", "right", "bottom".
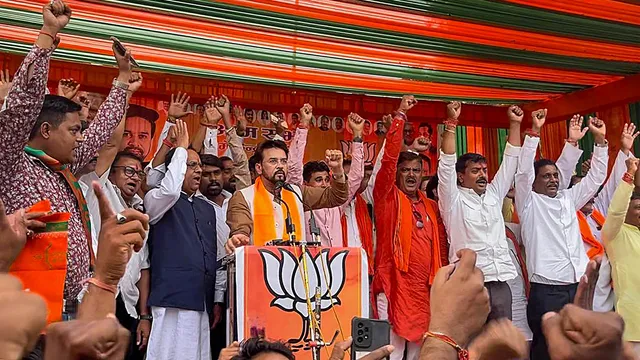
{"left": 228, "top": 246, "right": 369, "bottom": 360}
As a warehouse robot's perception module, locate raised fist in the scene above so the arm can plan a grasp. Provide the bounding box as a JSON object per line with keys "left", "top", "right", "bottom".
{"left": 507, "top": 105, "right": 523, "bottom": 123}
{"left": 447, "top": 101, "right": 461, "bottom": 120}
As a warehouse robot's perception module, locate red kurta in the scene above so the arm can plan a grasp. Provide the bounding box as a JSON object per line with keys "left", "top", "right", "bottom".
{"left": 372, "top": 114, "right": 448, "bottom": 343}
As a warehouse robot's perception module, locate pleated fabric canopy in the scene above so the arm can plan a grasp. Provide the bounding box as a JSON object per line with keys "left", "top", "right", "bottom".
{"left": 1, "top": 0, "right": 640, "bottom": 105}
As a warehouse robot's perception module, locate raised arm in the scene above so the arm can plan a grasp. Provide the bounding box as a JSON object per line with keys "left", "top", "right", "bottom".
{"left": 437, "top": 101, "right": 461, "bottom": 215}
{"left": 515, "top": 111, "right": 546, "bottom": 216}
{"left": 94, "top": 73, "right": 142, "bottom": 177}
{"left": 602, "top": 159, "right": 637, "bottom": 244}
{"left": 144, "top": 121, "right": 189, "bottom": 225}
{"left": 71, "top": 45, "right": 132, "bottom": 173}
{"left": 218, "top": 97, "right": 251, "bottom": 191}
{"left": 361, "top": 139, "right": 384, "bottom": 205}
{"left": 0, "top": 2, "right": 67, "bottom": 176}
{"left": 287, "top": 104, "right": 312, "bottom": 186}
{"left": 557, "top": 115, "right": 589, "bottom": 190}
{"left": 344, "top": 113, "right": 365, "bottom": 205}
{"left": 302, "top": 150, "right": 349, "bottom": 209}
{"left": 487, "top": 106, "right": 524, "bottom": 200}
{"left": 595, "top": 124, "right": 638, "bottom": 215}
{"left": 570, "top": 117, "right": 609, "bottom": 210}
{"left": 374, "top": 96, "right": 417, "bottom": 203}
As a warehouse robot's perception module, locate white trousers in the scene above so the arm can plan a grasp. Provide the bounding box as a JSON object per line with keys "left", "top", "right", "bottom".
{"left": 147, "top": 306, "right": 211, "bottom": 360}
{"left": 376, "top": 294, "right": 421, "bottom": 360}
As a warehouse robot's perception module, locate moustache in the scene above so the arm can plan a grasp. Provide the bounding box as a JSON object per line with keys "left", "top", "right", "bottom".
{"left": 209, "top": 181, "right": 221, "bottom": 188}
{"left": 476, "top": 178, "right": 487, "bottom": 184}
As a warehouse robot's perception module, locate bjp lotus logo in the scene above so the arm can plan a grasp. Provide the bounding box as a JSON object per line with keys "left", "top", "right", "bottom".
{"left": 340, "top": 140, "right": 377, "bottom": 166}
{"left": 259, "top": 248, "right": 348, "bottom": 343}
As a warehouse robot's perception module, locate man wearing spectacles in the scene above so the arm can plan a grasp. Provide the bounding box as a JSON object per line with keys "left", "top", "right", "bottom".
{"left": 143, "top": 120, "right": 217, "bottom": 360}
{"left": 372, "top": 96, "right": 449, "bottom": 360}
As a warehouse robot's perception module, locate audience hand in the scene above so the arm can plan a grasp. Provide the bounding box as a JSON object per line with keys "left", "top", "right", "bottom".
{"left": 218, "top": 341, "right": 240, "bottom": 360}
{"left": 325, "top": 150, "right": 344, "bottom": 176}
{"left": 225, "top": 234, "right": 250, "bottom": 254}
{"left": 429, "top": 249, "right": 490, "bottom": 347}
{"left": 78, "top": 96, "right": 91, "bottom": 122}
{"left": 271, "top": 114, "right": 288, "bottom": 136}
{"left": 507, "top": 105, "right": 524, "bottom": 123}
{"left": 620, "top": 123, "right": 639, "bottom": 154}
{"left": 44, "top": 316, "right": 130, "bottom": 359}
{"left": 588, "top": 116, "right": 607, "bottom": 144}
{"left": 0, "top": 69, "right": 12, "bottom": 103}
{"left": 42, "top": 0, "right": 71, "bottom": 36}
{"left": 0, "top": 200, "right": 47, "bottom": 272}
{"left": 215, "top": 94, "right": 232, "bottom": 125}
{"left": 233, "top": 105, "right": 247, "bottom": 136}
{"left": 581, "top": 158, "right": 591, "bottom": 175}
{"left": 136, "top": 317, "right": 150, "bottom": 350}
{"left": 128, "top": 72, "right": 143, "bottom": 94}
{"left": 410, "top": 137, "right": 429, "bottom": 152}
{"left": 398, "top": 95, "right": 417, "bottom": 114}
{"left": 567, "top": 114, "right": 587, "bottom": 143}
{"left": 382, "top": 114, "right": 392, "bottom": 131}
{"left": 329, "top": 337, "right": 394, "bottom": 360}
{"left": 348, "top": 113, "right": 365, "bottom": 138}
{"left": 211, "top": 303, "right": 223, "bottom": 329}
{"left": 112, "top": 45, "right": 132, "bottom": 83}
{"left": 447, "top": 101, "right": 461, "bottom": 120}
{"left": 300, "top": 104, "right": 313, "bottom": 127}
{"left": 168, "top": 92, "right": 193, "bottom": 120}
{"left": 93, "top": 182, "right": 148, "bottom": 288}
{"left": 0, "top": 274, "right": 47, "bottom": 359}
{"left": 468, "top": 319, "right": 528, "bottom": 360}
{"left": 531, "top": 108, "right": 548, "bottom": 133}
{"left": 57, "top": 78, "right": 80, "bottom": 99}
{"left": 203, "top": 97, "right": 222, "bottom": 125}
{"left": 626, "top": 157, "right": 639, "bottom": 177}
{"left": 542, "top": 304, "right": 624, "bottom": 360}
{"left": 573, "top": 257, "right": 601, "bottom": 310}
{"left": 174, "top": 119, "right": 190, "bottom": 149}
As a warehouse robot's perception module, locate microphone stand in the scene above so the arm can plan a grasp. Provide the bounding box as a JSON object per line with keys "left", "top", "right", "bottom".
{"left": 274, "top": 182, "right": 295, "bottom": 242}
{"left": 283, "top": 183, "right": 322, "bottom": 245}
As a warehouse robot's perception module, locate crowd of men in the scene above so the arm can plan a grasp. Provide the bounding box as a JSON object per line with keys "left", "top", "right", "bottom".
{"left": 0, "top": 1, "right": 639, "bottom": 360}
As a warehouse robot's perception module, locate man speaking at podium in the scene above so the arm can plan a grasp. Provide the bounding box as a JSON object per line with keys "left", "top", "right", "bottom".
{"left": 225, "top": 127, "right": 349, "bottom": 251}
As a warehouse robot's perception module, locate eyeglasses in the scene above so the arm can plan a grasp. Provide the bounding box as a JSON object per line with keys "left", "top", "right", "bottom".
{"left": 113, "top": 166, "right": 145, "bottom": 179}
{"left": 187, "top": 161, "right": 203, "bottom": 169}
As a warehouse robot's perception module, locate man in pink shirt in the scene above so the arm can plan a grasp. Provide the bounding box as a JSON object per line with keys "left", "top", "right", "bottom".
{"left": 287, "top": 110, "right": 364, "bottom": 246}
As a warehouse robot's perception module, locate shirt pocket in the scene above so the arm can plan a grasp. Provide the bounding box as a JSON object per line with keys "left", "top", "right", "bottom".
{"left": 461, "top": 196, "right": 483, "bottom": 224}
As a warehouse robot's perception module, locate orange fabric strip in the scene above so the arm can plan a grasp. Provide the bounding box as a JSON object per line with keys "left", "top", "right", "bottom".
{"left": 355, "top": 195, "right": 374, "bottom": 275}
{"left": 577, "top": 210, "right": 605, "bottom": 259}
{"left": 252, "top": 177, "right": 302, "bottom": 245}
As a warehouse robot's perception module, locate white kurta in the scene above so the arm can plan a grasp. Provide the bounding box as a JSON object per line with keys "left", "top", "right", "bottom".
{"left": 147, "top": 306, "right": 210, "bottom": 360}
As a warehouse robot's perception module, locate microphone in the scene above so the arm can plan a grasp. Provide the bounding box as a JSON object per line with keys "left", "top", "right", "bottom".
{"left": 274, "top": 181, "right": 295, "bottom": 240}
{"left": 282, "top": 183, "right": 321, "bottom": 242}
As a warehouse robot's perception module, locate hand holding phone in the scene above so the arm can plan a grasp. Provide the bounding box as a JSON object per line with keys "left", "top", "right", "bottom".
{"left": 350, "top": 317, "right": 391, "bottom": 360}
{"left": 110, "top": 36, "right": 140, "bottom": 68}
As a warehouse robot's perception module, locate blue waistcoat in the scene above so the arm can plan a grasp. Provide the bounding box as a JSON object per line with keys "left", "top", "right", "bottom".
{"left": 148, "top": 193, "right": 217, "bottom": 313}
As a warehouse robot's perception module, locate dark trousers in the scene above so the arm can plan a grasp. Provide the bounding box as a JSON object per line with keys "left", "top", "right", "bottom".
{"left": 211, "top": 305, "right": 228, "bottom": 360}
{"left": 485, "top": 281, "right": 513, "bottom": 321}
{"left": 527, "top": 282, "right": 578, "bottom": 360}
{"left": 115, "top": 295, "right": 145, "bottom": 360}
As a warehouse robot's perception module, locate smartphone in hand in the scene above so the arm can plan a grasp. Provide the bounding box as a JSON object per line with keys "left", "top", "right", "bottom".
{"left": 351, "top": 317, "right": 390, "bottom": 360}
{"left": 110, "top": 36, "right": 140, "bottom": 68}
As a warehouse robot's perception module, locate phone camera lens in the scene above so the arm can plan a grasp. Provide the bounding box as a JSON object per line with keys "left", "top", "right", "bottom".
{"left": 357, "top": 337, "right": 363, "bottom": 343}
{"left": 357, "top": 330, "right": 364, "bottom": 336}
{"left": 364, "top": 335, "right": 369, "bottom": 340}
{"left": 357, "top": 323, "right": 363, "bottom": 328}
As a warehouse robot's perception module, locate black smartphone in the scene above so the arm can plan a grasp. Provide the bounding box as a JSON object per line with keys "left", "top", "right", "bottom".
{"left": 351, "top": 317, "right": 390, "bottom": 360}
{"left": 110, "top": 36, "right": 140, "bottom": 68}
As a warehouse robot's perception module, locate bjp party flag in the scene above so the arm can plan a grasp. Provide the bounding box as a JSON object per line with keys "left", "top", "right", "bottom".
{"left": 234, "top": 246, "right": 369, "bottom": 359}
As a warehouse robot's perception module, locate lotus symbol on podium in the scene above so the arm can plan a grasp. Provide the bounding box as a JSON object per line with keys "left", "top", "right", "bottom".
{"left": 259, "top": 248, "right": 348, "bottom": 343}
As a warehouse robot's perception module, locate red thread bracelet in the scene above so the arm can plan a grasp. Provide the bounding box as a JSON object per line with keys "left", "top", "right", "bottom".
{"left": 162, "top": 139, "right": 175, "bottom": 148}
{"left": 424, "top": 331, "right": 469, "bottom": 360}
{"left": 83, "top": 278, "right": 117, "bottom": 294}
{"left": 623, "top": 172, "right": 634, "bottom": 185}
{"left": 524, "top": 128, "right": 540, "bottom": 138}
{"left": 39, "top": 31, "right": 55, "bottom": 41}
{"left": 443, "top": 118, "right": 458, "bottom": 128}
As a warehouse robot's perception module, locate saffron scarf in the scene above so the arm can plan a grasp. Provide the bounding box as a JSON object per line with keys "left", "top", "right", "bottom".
{"left": 341, "top": 194, "right": 374, "bottom": 275}
{"left": 252, "top": 177, "right": 302, "bottom": 245}
{"left": 577, "top": 209, "right": 606, "bottom": 259}
{"left": 24, "top": 146, "right": 95, "bottom": 268}
{"left": 394, "top": 190, "right": 442, "bottom": 284}
{"left": 505, "top": 226, "right": 530, "bottom": 298}
{"left": 10, "top": 200, "right": 69, "bottom": 324}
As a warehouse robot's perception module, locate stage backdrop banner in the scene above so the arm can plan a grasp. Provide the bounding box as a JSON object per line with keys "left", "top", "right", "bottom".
{"left": 235, "top": 246, "right": 369, "bottom": 360}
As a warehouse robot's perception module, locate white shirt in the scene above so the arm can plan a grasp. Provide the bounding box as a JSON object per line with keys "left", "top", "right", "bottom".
{"left": 343, "top": 198, "right": 362, "bottom": 247}
{"left": 145, "top": 147, "right": 188, "bottom": 225}
{"left": 79, "top": 170, "right": 149, "bottom": 318}
{"left": 197, "top": 190, "right": 232, "bottom": 303}
{"left": 505, "top": 223, "right": 533, "bottom": 341}
{"left": 438, "top": 143, "right": 521, "bottom": 282}
{"left": 516, "top": 135, "right": 608, "bottom": 284}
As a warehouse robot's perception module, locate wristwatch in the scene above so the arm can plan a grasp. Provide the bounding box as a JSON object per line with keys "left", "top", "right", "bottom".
{"left": 139, "top": 314, "right": 153, "bottom": 321}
